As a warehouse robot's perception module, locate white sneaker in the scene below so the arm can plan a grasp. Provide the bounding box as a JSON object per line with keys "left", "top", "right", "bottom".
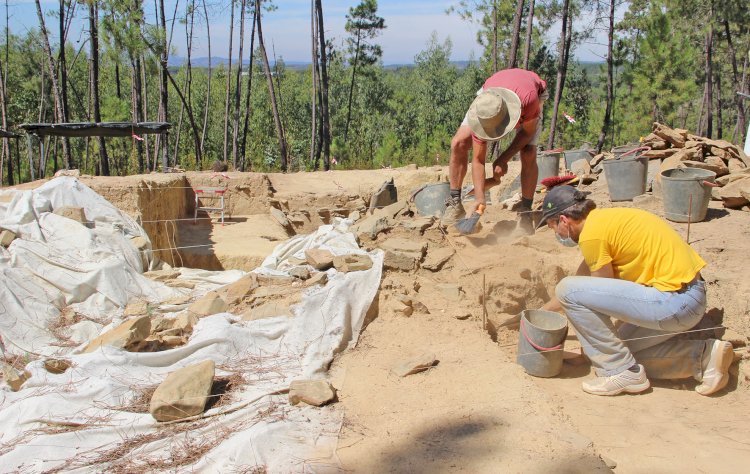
{"left": 696, "top": 340, "right": 733, "bottom": 396}
{"left": 582, "top": 364, "right": 650, "bottom": 396}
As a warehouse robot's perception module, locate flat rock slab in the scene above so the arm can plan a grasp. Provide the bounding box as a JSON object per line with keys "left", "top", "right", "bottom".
{"left": 83, "top": 315, "right": 151, "bottom": 353}
{"left": 188, "top": 291, "right": 230, "bottom": 317}
{"left": 289, "top": 380, "right": 337, "bottom": 406}
{"left": 383, "top": 250, "right": 415, "bottom": 271}
{"left": 53, "top": 206, "right": 86, "bottom": 223}
{"left": 150, "top": 360, "right": 215, "bottom": 422}
{"left": 306, "top": 272, "right": 328, "bottom": 286}
{"left": 289, "top": 266, "right": 311, "bottom": 280}
{"left": 0, "top": 229, "right": 16, "bottom": 247}
{"left": 392, "top": 353, "right": 438, "bottom": 377}
{"left": 436, "top": 283, "right": 462, "bottom": 301}
{"left": 422, "top": 247, "right": 455, "bottom": 271}
{"left": 379, "top": 238, "right": 427, "bottom": 259}
{"left": 44, "top": 359, "right": 72, "bottom": 374}
{"left": 305, "top": 248, "right": 334, "bottom": 270}
{"left": 333, "top": 254, "right": 373, "bottom": 272}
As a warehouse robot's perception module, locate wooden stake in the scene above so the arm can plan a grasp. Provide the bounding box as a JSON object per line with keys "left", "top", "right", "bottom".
{"left": 685, "top": 194, "right": 693, "bottom": 243}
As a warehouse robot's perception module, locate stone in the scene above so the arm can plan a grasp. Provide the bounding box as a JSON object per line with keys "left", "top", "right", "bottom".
{"left": 392, "top": 353, "right": 438, "bottom": 377}
{"left": 144, "top": 269, "right": 182, "bottom": 281}
{"left": 2, "top": 363, "right": 30, "bottom": 391}
{"left": 369, "top": 178, "right": 398, "bottom": 213}
{"left": 270, "top": 207, "right": 291, "bottom": 228}
{"left": 642, "top": 148, "right": 679, "bottom": 160}
{"left": 402, "top": 216, "right": 435, "bottom": 233}
{"left": 352, "top": 214, "right": 392, "bottom": 241}
{"left": 718, "top": 176, "right": 750, "bottom": 208}
{"left": 124, "top": 299, "right": 151, "bottom": 317}
{"left": 600, "top": 455, "right": 617, "bottom": 469}
{"left": 150, "top": 360, "right": 215, "bottom": 422}
{"left": 305, "top": 248, "right": 335, "bottom": 270}
{"left": 0, "top": 229, "right": 17, "bottom": 247}
{"left": 241, "top": 302, "right": 293, "bottom": 321}
{"left": 288, "top": 380, "right": 337, "bottom": 406}
{"left": 83, "top": 316, "right": 151, "bottom": 353}
{"left": 187, "top": 292, "right": 229, "bottom": 318}
{"left": 287, "top": 256, "right": 307, "bottom": 266}
{"left": 53, "top": 206, "right": 87, "bottom": 224}
{"left": 383, "top": 250, "right": 415, "bottom": 271}
{"left": 570, "top": 158, "right": 591, "bottom": 176}
{"left": 421, "top": 247, "right": 455, "bottom": 271}
{"left": 412, "top": 301, "right": 430, "bottom": 314}
{"left": 684, "top": 159, "right": 729, "bottom": 177}
{"left": 728, "top": 158, "right": 747, "bottom": 173}
{"left": 349, "top": 210, "right": 361, "bottom": 222}
{"left": 398, "top": 305, "right": 414, "bottom": 317}
{"left": 172, "top": 313, "right": 199, "bottom": 333}
{"left": 306, "top": 272, "right": 328, "bottom": 286}
{"left": 652, "top": 122, "right": 685, "bottom": 148}
{"left": 216, "top": 274, "right": 259, "bottom": 305}
{"left": 289, "top": 266, "right": 311, "bottom": 280}
{"left": 44, "top": 359, "right": 72, "bottom": 374}
{"left": 160, "top": 335, "right": 187, "bottom": 348}
{"left": 333, "top": 254, "right": 373, "bottom": 272}
{"left": 165, "top": 279, "right": 196, "bottom": 289}
{"left": 379, "top": 238, "right": 427, "bottom": 259}
{"left": 454, "top": 312, "right": 472, "bottom": 320}
{"left": 436, "top": 283, "right": 462, "bottom": 301}
{"left": 394, "top": 294, "right": 412, "bottom": 307}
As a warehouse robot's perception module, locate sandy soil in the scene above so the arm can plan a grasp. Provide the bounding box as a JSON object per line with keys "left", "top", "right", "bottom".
{"left": 7, "top": 161, "right": 749, "bottom": 473}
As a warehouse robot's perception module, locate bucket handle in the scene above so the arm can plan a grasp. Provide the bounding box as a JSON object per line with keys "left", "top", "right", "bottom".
{"left": 702, "top": 180, "right": 719, "bottom": 188}
{"left": 542, "top": 148, "right": 564, "bottom": 153}
{"left": 520, "top": 317, "right": 567, "bottom": 352}
{"left": 619, "top": 146, "right": 650, "bottom": 158}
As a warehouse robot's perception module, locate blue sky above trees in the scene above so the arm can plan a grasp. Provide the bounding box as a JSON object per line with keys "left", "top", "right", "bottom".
{"left": 11, "top": 0, "right": 613, "bottom": 64}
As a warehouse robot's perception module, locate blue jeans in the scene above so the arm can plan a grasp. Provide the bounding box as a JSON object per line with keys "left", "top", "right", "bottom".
{"left": 556, "top": 276, "right": 708, "bottom": 379}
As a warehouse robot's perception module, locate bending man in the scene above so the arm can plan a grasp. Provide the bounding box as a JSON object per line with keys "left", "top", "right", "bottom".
{"left": 443, "top": 68, "right": 548, "bottom": 227}
{"left": 537, "top": 185, "right": 733, "bottom": 396}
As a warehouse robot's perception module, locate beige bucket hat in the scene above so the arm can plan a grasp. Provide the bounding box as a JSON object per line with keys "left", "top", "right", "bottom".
{"left": 466, "top": 87, "right": 522, "bottom": 141}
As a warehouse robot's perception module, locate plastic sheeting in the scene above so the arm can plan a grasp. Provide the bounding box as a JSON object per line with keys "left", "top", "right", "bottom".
{"left": 0, "top": 177, "right": 175, "bottom": 356}
{"left": 1, "top": 178, "right": 383, "bottom": 472}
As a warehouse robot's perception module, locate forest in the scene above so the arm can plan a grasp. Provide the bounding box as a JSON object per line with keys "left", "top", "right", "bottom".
{"left": 0, "top": 0, "right": 748, "bottom": 185}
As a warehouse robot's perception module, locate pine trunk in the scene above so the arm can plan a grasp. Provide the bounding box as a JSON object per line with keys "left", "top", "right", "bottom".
{"left": 315, "top": 0, "right": 331, "bottom": 170}
{"left": 200, "top": 0, "right": 212, "bottom": 155}
{"left": 508, "top": 0, "right": 525, "bottom": 69}
{"left": 158, "top": 0, "right": 169, "bottom": 171}
{"left": 522, "top": 0, "right": 535, "bottom": 70}
{"left": 232, "top": 0, "right": 246, "bottom": 168}
{"left": 546, "top": 0, "right": 570, "bottom": 150}
{"left": 223, "top": 0, "right": 235, "bottom": 164}
{"left": 240, "top": 6, "right": 257, "bottom": 171}
{"left": 344, "top": 31, "right": 361, "bottom": 142}
{"left": 35, "top": 0, "right": 71, "bottom": 172}
{"left": 492, "top": 2, "right": 498, "bottom": 72}
{"left": 723, "top": 18, "right": 745, "bottom": 141}
{"left": 256, "top": 0, "right": 288, "bottom": 170}
{"left": 89, "top": 2, "right": 109, "bottom": 176}
{"left": 310, "top": 0, "right": 318, "bottom": 167}
{"left": 704, "top": 19, "right": 714, "bottom": 138}
{"left": 596, "top": 0, "right": 615, "bottom": 153}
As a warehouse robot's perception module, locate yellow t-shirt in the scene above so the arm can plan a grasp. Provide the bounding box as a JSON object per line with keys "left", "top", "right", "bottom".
{"left": 578, "top": 208, "right": 705, "bottom": 291}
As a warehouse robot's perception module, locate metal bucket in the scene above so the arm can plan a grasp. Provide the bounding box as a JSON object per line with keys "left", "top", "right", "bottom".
{"left": 517, "top": 310, "right": 568, "bottom": 378}
{"left": 412, "top": 182, "right": 450, "bottom": 217}
{"left": 660, "top": 168, "right": 717, "bottom": 223}
{"left": 563, "top": 149, "right": 592, "bottom": 170}
{"left": 537, "top": 152, "right": 561, "bottom": 184}
{"left": 602, "top": 151, "right": 648, "bottom": 201}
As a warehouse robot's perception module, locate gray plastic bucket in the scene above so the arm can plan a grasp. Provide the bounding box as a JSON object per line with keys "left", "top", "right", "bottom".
{"left": 412, "top": 182, "right": 450, "bottom": 217}
{"left": 537, "top": 152, "right": 561, "bottom": 184}
{"left": 602, "top": 154, "right": 648, "bottom": 201}
{"left": 517, "top": 310, "right": 568, "bottom": 378}
{"left": 563, "top": 149, "right": 592, "bottom": 170}
{"left": 660, "top": 168, "right": 717, "bottom": 223}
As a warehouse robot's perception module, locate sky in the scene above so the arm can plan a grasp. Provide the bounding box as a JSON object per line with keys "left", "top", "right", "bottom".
{"left": 8, "top": 0, "right": 613, "bottom": 65}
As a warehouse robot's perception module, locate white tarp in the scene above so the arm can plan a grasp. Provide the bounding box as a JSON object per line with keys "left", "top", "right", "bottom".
{"left": 0, "top": 177, "right": 175, "bottom": 356}
{"left": 1, "top": 178, "right": 382, "bottom": 472}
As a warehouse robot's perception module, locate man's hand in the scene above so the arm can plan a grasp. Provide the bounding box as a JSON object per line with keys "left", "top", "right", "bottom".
{"left": 492, "top": 158, "right": 508, "bottom": 180}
